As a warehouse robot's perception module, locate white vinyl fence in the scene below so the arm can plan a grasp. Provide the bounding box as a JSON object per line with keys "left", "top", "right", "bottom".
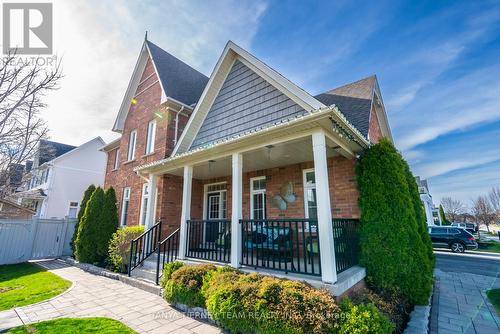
{"left": 0, "top": 218, "right": 77, "bottom": 265}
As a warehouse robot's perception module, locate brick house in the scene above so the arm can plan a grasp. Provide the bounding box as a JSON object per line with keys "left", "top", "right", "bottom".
{"left": 102, "top": 38, "right": 392, "bottom": 293}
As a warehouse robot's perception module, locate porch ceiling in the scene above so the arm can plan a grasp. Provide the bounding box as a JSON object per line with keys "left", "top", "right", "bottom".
{"left": 168, "top": 136, "right": 341, "bottom": 179}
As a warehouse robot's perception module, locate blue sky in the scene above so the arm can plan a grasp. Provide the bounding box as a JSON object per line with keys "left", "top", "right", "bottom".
{"left": 47, "top": 0, "right": 500, "bottom": 207}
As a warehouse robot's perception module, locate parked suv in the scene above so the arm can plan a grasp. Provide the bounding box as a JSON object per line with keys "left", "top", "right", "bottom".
{"left": 428, "top": 226, "right": 478, "bottom": 253}
{"left": 451, "top": 222, "right": 477, "bottom": 234}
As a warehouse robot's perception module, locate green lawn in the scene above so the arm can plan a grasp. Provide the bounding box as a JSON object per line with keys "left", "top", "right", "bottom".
{"left": 0, "top": 262, "right": 71, "bottom": 311}
{"left": 487, "top": 289, "right": 500, "bottom": 315}
{"left": 476, "top": 241, "right": 500, "bottom": 254}
{"left": 6, "top": 317, "right": 137, "bottom": 334}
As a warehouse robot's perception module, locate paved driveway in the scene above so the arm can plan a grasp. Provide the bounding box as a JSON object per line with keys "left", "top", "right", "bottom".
{"left": 431, "top": 253, "right": 500, "bottom": 333}
{"left": 0, "top": 260, "right": 222, "bottom": 334}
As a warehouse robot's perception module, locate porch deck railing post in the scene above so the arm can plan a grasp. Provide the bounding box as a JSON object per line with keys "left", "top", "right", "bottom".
{"left": 230, "top": 152, "right": 243, "bottom": 268}
{"left": 312, "top": 130, "right": 337, "bottom": 284}
{"left": 178, "top": 165, "right": 193, "bottom": 260}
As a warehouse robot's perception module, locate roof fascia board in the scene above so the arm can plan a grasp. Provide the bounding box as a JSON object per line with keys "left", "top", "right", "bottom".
{"left": 112, "top": 41, "right": 158, "bottom": 132}
{"left": 372, "top": 81, "right": 394, "bottom": 142}
{"left": 172, "top": 41, "right": 327, "bottom": 155}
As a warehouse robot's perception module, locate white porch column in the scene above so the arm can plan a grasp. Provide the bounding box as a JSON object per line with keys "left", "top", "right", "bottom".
{"left": 312, "top": 130, "right": 337, "bottom": 284}
{"left": 144, "top": 174, "right": 157, "bottom": 230}
{"left": 178, "top": 165, "right": 193, "bottom": 260}
{"left": 230, "top": 153, "right": 243, "bottom": 268}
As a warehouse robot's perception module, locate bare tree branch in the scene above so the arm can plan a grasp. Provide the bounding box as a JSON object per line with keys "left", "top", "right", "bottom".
{"left": 441, "top": 197, "right": 464, "bottom": 222}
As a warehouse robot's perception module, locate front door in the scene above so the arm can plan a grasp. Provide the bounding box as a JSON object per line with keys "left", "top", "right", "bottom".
{"left": 206, "top": 192, "right": 226, "bottom": 242}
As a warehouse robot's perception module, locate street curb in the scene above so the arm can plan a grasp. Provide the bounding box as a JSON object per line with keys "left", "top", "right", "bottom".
{"left": 404, "top": 285, "right": 433, "bottom": 333}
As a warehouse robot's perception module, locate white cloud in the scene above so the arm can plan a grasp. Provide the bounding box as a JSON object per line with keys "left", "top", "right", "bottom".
{"left": 42, "top": 0, "right": 268, "bottom": 146}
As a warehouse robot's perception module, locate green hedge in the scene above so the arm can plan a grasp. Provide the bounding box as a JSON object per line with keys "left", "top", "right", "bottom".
{"left": 107, "top": 226, "right": 144, "bottom": 273}
{"left": 356, "top": 139, "right": 434, "bottom": 305}
{"left": 160, "top": 263, "right": 393, "bottom": 334}
{"left": 70, "top": 184, "right": 96, "bottom": 255}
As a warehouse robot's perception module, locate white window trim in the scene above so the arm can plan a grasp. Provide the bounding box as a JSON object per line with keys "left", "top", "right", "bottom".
{"left": 145, "top": 120, "right": 156, "bottom": 154}
{"left": 250, "top": 176, "right": 266, "bottom": 219}
{"left": 127, "top": 130, "right": 137, "bottom": 161}
{"left": 139, "top": 183, "right": 149, "bottom": 226}
{"left": 302, "top": 168, "right": 316, "bottom": 219}
{"left": 120, "top": 187, "right": 131, "bottom": 226}
{"left": 114, "top": 148, "right": 120, "bottom": 170}
{"left": 67, "top": 201, "right": 79, "bottom": 219}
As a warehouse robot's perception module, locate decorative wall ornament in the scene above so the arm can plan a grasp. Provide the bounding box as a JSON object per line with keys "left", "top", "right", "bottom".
{"left": 271, "top": 181, "right": 296, "bottom": 211}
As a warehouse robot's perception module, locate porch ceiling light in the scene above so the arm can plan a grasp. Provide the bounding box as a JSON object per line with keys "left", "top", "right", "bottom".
{"left": 265, "top": 145, "right": 274, "bottom": 160}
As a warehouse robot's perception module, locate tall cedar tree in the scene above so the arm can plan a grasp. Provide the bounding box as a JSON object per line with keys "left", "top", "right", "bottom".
{"left": 439, "top": 205, "right": 449, "bottom": 225}
{"left": 70, "top": 184, "right": 96, "bottom": 254}
{"left": 97, "top": 187, "right": 119, "bottom": 260}
{"left": 75, "top": 187, "right": 105, "bottom": 264}
{"left": 402, "top": 160, "right": 435, "bottom": 269}
{"left": 357, "top": 139, "right": 433, "bottom": 305}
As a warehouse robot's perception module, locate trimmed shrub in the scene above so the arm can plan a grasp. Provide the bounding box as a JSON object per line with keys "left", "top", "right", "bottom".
{"left": 107, "top": 225, "right": 144, "bottom": 273}
{"left": 70, "top": 184, "right": 96, "bottom": 255}
{"left": 163, "top": 264, "right": 216, "bottom": 307}
{"left": 75, "top": 187, "right": 105, "bottom": 264}
{"left": 338, "top": 298, "right": 394, "bottom": 334}
{"left": 350, "top": 287, "right": 412, "bottom": 333}
{"left": 356, "top": 138, "right": 433, "bottom": 305}
{"left": 204, "top": 270, "right": 340, "bottom": 334}
{"left": 439, "top": 205, "right": 450, "bottom": 225}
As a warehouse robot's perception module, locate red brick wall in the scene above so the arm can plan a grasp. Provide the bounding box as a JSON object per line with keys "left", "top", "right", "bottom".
{"left": 103, "top": 56, "right": 191, "bottom": 232}
{"left": 156, "top": 156, "right": 360, "bottom": 230}
{"left": 368, "top": 104, "right": 383, "bottom": 144}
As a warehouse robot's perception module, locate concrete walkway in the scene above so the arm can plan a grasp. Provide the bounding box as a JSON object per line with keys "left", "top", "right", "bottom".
{"left": 430, "top": 269, "right": 500, "bottom": 333}
{"left": 0, "top": 260, "right": 222, "bottom": 334}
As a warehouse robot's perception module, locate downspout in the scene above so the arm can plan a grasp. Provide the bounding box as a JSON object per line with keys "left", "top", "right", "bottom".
{"left": 174, "top": 106, "right": 185, "bottom": 146}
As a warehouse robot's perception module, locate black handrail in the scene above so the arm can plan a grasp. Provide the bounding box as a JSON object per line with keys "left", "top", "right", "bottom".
{"left": 128, "top": 220, "right": 162, "bottom": 276}
{"left": 155, "top": 228, "right": 179, "bottom": 285}
{"left": 186, "top": 219, "right": 231, "bottom": 263}
{"left": 332, "top": 218, "right": 360, "bottom": 274}
{"left": 240, "top": 219, "right": 321, "bottom": 276}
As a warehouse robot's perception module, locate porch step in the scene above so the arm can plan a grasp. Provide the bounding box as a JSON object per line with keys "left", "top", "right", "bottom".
{"left": 130, "top": 256, "right": 160, "bottom": 283}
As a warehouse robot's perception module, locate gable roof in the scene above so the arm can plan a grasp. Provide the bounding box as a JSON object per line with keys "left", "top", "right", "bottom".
{"left": 38, "top": 137, "right": 105, "bottom": 167}
{"left": 314, "top": 75, "right": 376, "bottom": 138}
{"left": 38, "top": 140, "right": 76, "bottom": 165}
{"left": 112, "top": 39, "right": 209, "bottom": 132}
{"left": 146, "top": 41, "right": 209, "bottom": 106}
{"left": 173, "top": 41, "right": 326, "bottom": 155}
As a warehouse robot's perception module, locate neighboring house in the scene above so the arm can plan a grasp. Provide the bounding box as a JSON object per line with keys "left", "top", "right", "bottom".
{"left": 102, "top": 38, "right": 392, "bottom": 291}
{"left": 0, "top": 198, "right": 35, "bottom": 219}
{"left": 13, "top": 138, "right": 107, "bottom": 219}
{"left": 432, "top": 206, "right": 442, "bottom": 225}
{"left": 0, "top": 163, "right": 25, "bottom": 196}
{"left": 416, "top": 176, "right": 437, "bottom": 226}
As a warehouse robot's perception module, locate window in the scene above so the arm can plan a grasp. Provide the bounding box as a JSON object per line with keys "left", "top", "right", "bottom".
{"left": 127, "top": 130, "right": 137, "bottom": 161}
{"left": 145, "top": 120, "right": 156, "bottom": 154}
{"left": 44, "top": 168, "right": 49, "bottom": 183}
{"left": 68, "top": 201, "right": 78, "bottom": 219}
{"left": 121, "top": 187, "right": 131, "bottom": 226}
{"left": 250, "top": 176, "right": 266, "bottom": 219}
{"left": 114, "top": 149, "right": 120, "bottom": 169}
{"left": 303, "top": 169, "right": 317, "bottom": 219}
{"left": 139, "top": 183, "right": 149, "bottom": 226}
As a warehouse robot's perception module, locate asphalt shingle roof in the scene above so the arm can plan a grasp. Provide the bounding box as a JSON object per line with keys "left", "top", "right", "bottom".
{"left": 39, "top": 140, "right": 76, "bottom": 165}
{"left": 147, "top": 41, "right": 209, "bottom": 106}
{"left": 314, "top": 75, "right": 376, "bottom": 138}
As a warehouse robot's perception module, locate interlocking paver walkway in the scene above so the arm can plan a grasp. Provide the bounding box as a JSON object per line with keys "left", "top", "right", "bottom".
{"left": 430, "top": 269, "right": 500, "bottom": 333}
{"left": 0, "top": 260, "right": 222, "bottom": 333}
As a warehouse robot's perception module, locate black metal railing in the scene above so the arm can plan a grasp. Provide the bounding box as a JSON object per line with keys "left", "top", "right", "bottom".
{"left": 155, "top": 228, "right": 179, "bottom": 285}
{"left": 240, "top": 219, "right": 321, "bottom": 276}
{"left": 128, "top": 221, "right": 162, "bottom": 276}
{"left": 186, "top": 219, "right": 231, "bottom": 263}
{"left": 332, "top": 218, "right": 360, "bottom": 274}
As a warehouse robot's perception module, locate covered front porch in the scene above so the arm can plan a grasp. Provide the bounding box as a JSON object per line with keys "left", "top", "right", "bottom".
{"left": 133, "top": 113, "right": 366, "bottom": 286}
